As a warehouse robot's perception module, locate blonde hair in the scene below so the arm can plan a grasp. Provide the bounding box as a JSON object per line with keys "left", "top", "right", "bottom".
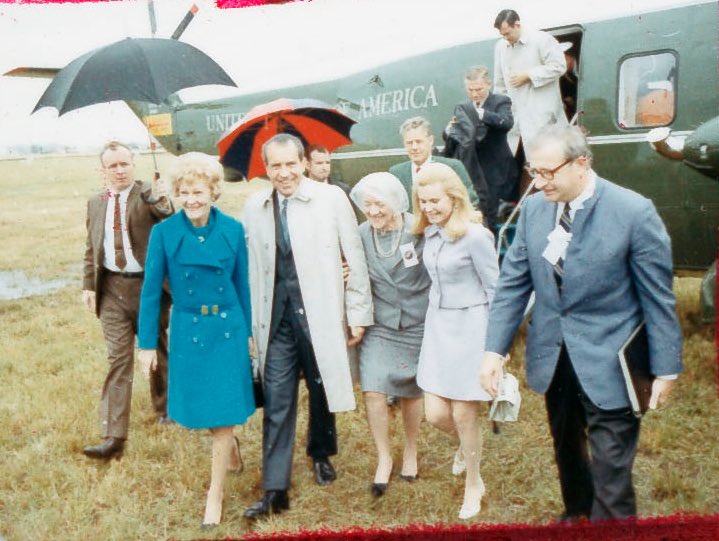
{"left": 411, "top": 163, "right": 478, "bottom": 241}
{"left": 170, "top": 152, "right": 224, "bottom": 201}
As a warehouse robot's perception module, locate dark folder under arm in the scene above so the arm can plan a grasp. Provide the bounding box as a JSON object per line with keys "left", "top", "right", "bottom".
{"left": 618, "top": 322, "right": 654, "bottom": 417}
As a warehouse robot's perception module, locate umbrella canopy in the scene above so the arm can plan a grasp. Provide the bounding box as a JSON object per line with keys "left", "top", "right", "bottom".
{"left": 217, "top": 98, "right": 356, "bottom": 180}
{"left": 33, "top": 38, "right": 236, "bottom": 115}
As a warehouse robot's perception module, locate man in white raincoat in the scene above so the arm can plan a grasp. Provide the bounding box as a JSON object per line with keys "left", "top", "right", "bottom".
{"left": 242, "top": 133, "right": 373, "bottom": 518}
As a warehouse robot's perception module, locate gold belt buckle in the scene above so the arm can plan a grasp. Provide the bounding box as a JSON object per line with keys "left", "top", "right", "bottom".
{"left": 200, "top": 305, "right": 209, "bottom": 316}
{"left": 211, "top": 304, "right": 219, "bottom": 315}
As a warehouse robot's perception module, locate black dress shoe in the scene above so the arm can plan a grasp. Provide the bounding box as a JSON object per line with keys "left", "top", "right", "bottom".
{"left": 312, "top": 457, "right": 337, "bottom": 486}
{"left": 243, "top": 490, "right": 289, "bottom": 519}
{"left": 83, "top": 437, "right": 125, "bottom": 460}
{"left": 399, "top": 473, "right": 419, "bottom": 482}
{"left": 371, "top": 483, "right": 388, "bottom": 497}
{"left": 556, "top": 512, "right": 589, "bottom": 525}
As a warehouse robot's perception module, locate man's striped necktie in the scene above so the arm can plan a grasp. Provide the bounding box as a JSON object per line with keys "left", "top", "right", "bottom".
{"left": 553, "top": 204, "right": 572, "bottom": 288}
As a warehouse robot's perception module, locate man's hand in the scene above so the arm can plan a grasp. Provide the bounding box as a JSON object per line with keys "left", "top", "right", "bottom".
{"left": 248, "top": 337, "right": 257, "bottom": 359}
{"left": 347, "top": 326, "right": 366, "bottom": 347}
{"left": 151, "top": 175, "right": 170, "bottom": 201}
{"left": 509, "top": 72, "right": 530, "bottom": 88}
{"left": 341, "top": 260, "right": 350, "bottom": 286}
{"left": 138, "top": 349, "right": 158, "bottom": 379}
{"left": 479, "top": 352, "right": 505, "bottom": 398}
{"left": 648, "top": 378, "right": 675, "bottom": 410}
{"left": 82, "top": 290, "right": 96, "bottom": 313}
{"left": 445, "top": 116, "right": 457, "bottom": 134}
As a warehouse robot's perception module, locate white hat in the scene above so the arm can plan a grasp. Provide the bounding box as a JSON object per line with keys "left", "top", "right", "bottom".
{"left": 349, "top": 172, "right": 409, "bottom": 216}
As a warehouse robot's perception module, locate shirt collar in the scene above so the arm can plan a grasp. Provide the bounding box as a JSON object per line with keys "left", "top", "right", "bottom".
{"left": 108, "top": 184, "right": 133, "bottom": 199}
{"left": 560, "top": 171, "right": 597, "bottom": 214}
{"left": 274, "top": 177, "right": 311, "bottom": 205}
{"left": 506, "top": 28, "right": 529, "bottom": 48}
{"left": 415, "top": 155, "right": 432, "bottom": 170}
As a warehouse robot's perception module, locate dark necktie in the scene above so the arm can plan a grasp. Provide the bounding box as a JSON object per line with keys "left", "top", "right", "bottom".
{"left": 553, "top": 204, "right": 572, "bottom": 288}
{"left": 415, "top": 166, "right": 421, "bottom": 175}
{"left": 113, "top": 193, "right": 127, "bottom": 270}
{"left": 279, "top": 197, "right": 290, "bottom": 249}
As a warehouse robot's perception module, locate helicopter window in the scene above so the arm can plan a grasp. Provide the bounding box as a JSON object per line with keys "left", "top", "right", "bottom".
{"left": 618, "top": 52, "right": 677, "bottom": 129}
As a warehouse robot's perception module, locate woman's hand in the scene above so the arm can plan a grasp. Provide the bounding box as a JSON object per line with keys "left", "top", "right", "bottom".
{"left": 248, "top": 337, "right": 257, "bottom": 359}
{"left": 138, "top": 349, "right": 157, "bottom": 379}
{"left": 347, "top": 326, "right": 366, "bottom": 347}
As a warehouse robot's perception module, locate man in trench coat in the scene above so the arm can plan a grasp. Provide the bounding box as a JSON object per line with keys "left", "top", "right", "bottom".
{"left": 241, "top": 133, "right": 373, "bottom": 518}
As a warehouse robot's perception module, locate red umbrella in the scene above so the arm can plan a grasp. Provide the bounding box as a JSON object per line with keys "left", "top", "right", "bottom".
{"left": 217, "top": 98, "right": 356, "bottom": 180}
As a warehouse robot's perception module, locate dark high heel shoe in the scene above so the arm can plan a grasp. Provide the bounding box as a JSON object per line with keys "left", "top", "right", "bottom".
{"left": 370, "top": 483, "right": 388, "bottom": 497}
{"left": 399, "top": 473, "right": 419, "bottom": 482}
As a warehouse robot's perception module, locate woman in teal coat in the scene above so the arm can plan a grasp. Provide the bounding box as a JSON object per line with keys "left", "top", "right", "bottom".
{"left": 138, "top": 152, "right": 255, "bottom": 528}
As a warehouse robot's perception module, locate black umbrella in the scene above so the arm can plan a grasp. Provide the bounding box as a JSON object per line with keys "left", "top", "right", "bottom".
{"left": 33, "top": 37, "right": 236, "bottom": 115}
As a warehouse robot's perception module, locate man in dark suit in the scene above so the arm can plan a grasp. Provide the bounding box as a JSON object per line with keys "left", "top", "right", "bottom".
{"left": 479, "top": 126, "right": 682, "bottom": 522}
{"left": 445, "top": 66, "right": 517, "bottom": 235}
{"left": 389, "top": 116, "right": 480, "bottom": 211}
{"left": 81, "top": 141, "right": 173, "bottom": 460}
{"left": 305, "top": 144, "right": 352, "bottom": 197}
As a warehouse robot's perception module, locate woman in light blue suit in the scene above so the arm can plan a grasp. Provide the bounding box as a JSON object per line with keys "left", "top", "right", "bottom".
{"left": 137, "top": 153, "right": 255, "bottom": 528}
{"left": 412, "top": 162, "right": 499, "bottom": 520}
{"left": 349, "top": 173, "right": 431, "bottom": 498}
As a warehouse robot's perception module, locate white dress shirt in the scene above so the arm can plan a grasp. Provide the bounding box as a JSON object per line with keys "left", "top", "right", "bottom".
{"left": 103, "top": 185, "right": 142, "bottom": 272}
{"left": 410, "top": 155, "right": 433, "bottom": 184}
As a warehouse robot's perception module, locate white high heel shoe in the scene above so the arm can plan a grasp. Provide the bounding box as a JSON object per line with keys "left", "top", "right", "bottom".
{"left": 458, "top": 478, "right": 485, "bottom": 520}
{"left": 452, "top": 448, "right": 466, "bottom": 476}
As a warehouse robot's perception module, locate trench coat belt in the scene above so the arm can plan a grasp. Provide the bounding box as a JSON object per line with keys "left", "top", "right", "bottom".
{"left": 173, "top": 303, "right": 239, "bottom": 316}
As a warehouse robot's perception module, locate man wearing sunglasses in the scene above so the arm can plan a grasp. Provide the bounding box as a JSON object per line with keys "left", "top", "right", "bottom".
{"left": 479, "top": 125, "right": 682, "bottom": 522}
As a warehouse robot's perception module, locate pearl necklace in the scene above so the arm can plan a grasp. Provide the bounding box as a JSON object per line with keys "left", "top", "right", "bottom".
{"left": 372, "top": 216, "right": 403, "bottom": 258}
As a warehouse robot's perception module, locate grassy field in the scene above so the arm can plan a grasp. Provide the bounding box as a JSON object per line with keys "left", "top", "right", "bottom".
{"left": 0, "top": 153, "right": 717, "bottom": 541}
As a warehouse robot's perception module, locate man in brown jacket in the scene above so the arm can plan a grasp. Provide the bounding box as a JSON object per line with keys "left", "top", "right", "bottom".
{"left": 81, "top": 141, "right": 172, "bottom": 460}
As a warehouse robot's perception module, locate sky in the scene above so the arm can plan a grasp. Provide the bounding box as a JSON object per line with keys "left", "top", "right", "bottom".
{"left": 0, "top": 0, "right": 694, "bottom": 151}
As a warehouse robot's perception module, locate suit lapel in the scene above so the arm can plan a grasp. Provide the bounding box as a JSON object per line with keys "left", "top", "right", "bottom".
{"left": 362, "top": 225, "right": 392, "bottom": 283}
{"left": 125, "top": 182, "right": 142, "bottom": 249}
{"left": 91, "top": 193, "right": 109, "bottom": 250}
{"left": 568, "top": 177, "right": 603, "bottom": 246}
{"left": 536, "top": 200, "right": 562, "bottom": 297}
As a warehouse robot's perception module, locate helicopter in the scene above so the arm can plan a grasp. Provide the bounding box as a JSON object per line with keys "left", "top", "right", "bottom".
{"left": 6, "top": 0, "right": 717, "bottom": 317}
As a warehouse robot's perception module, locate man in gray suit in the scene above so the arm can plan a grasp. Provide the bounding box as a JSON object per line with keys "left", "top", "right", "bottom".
{"left": 389, "top": 116, "right": 480, "bottom": 210}
{"left": 479, "top": 126, "right": 682, "bottom": 522}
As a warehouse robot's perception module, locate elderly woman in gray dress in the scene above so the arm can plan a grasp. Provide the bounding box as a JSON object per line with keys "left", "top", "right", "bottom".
{"left": 412, "top": 162, "right": 500, "bottom": 520}
{"left": 349, "top": 172, "right": 431, "bottom": 498}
